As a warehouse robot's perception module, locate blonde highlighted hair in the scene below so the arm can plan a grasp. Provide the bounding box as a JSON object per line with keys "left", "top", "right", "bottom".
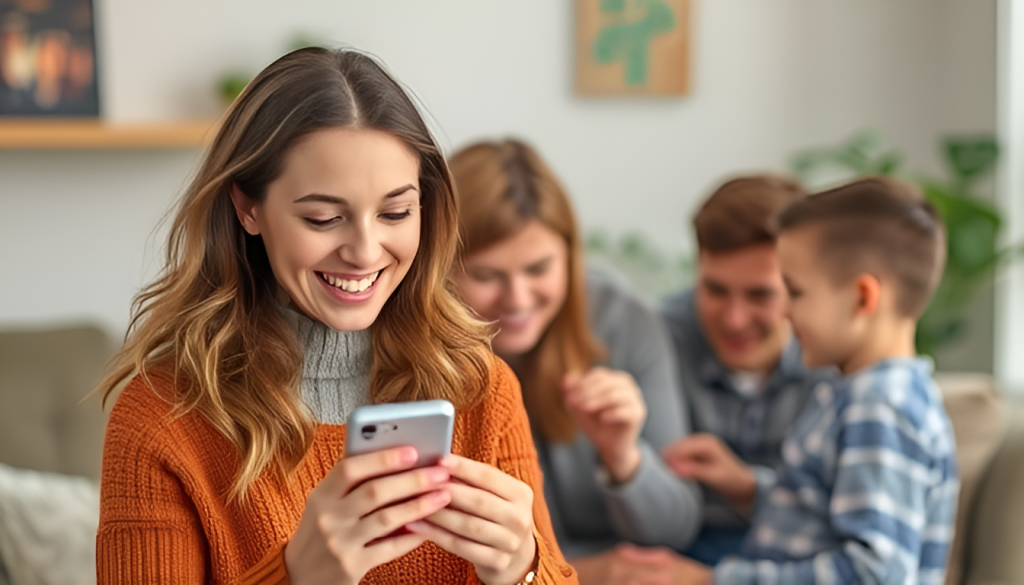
{"left": 449, "top": 139, "right": 605, "bottom": 443}
{"left": 97, "top": 47, "right": 493, "bottom": 500}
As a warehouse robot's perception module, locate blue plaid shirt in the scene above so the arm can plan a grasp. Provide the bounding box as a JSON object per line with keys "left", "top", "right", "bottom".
{"left": 715, "top": 358, "right": 959, "bottom": 585}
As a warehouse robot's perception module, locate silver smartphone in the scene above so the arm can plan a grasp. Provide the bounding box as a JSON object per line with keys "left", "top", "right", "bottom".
{"left": 345, "top": 399, "right": 455, "bottom": 468}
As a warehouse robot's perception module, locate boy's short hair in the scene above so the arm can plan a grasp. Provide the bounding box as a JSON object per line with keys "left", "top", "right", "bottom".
{"left": 693, "top": 174, "right": 807, "bottom": 252}
{"left": 777, "top": 176, "right": 946, "bottom": 318}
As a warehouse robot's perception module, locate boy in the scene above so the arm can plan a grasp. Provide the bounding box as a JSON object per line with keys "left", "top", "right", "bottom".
{"left": 666, "top": 176, "right": 959, "bottom": 584}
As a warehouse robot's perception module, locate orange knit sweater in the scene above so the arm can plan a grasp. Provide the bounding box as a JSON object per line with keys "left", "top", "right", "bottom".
{"left": 96, "top": 359, "right": 577, "bottom": 584}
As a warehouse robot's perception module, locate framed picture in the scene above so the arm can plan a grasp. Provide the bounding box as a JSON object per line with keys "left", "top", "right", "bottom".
{"left": 0, "top": 0, "right": 100, "bottom": 117}
{"left": 576, "top": 0, "right": 690, "bottom": 96}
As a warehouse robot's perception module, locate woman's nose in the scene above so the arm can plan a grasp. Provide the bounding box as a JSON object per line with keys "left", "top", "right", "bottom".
{"left": 500, "top": 275, "right": 531, "bottom": 312}
{"left": 339, "top": 220, "right": 383, "bottom": 268}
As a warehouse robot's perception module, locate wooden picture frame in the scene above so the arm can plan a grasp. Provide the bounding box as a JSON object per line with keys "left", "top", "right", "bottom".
{"left": 0, "top": 0, "right": 100, "bottom": 117}
{"left": 576, "top": 0, "right": 690, "bottom": 96}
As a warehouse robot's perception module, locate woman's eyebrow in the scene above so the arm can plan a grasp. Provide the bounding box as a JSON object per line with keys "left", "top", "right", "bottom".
{"left": 292, "top": 184, "right": 418, "bottom": 204}
{"left": 385, "top": 184, "right": 419, "bottom": 198}
{"left": 293, "top": 193, "right": 345, "bottom": 204}
{"left": 526, "top": 256, "right": 553, "bottom": 271}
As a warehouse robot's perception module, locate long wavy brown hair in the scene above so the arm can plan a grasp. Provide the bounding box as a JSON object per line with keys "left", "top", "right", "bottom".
{"left": 449, "top": 139, "right": 605, "bottom": 443}
{"left": 97, "top": 47, "right": 493, "bottom": 500}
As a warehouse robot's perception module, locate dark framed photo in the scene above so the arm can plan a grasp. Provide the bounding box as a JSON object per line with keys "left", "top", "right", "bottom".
{"left": 0, "top": 0, "right": 100, "bottom": 117}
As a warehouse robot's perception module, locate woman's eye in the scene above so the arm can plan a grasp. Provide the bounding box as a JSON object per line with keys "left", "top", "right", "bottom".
{"left": 304, "top": 216, "right": 341, "bottom": 227}
{"left": 468, "top": 271, "right": 498, "bottom": 283}
{"left": 381, "top": 210, "right": 413, "bottom": 221}
{"left": 525, "top": 263, "right": 550, "bottom": 276}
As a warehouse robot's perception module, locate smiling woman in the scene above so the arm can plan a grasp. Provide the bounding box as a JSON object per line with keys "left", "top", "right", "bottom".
{"left": 92, "top": 48, "right": 576, "bottom": 585}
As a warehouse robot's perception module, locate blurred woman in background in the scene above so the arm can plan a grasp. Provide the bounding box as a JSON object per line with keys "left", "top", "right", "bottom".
{"left": 450, "top": 138, "right": 705, "bottom": 585}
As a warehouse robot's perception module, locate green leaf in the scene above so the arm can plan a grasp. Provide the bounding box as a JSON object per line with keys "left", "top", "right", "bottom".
{"left": 875, "top": 152, "right": 903, "bottom": 176}
{"left": 218, "top": 72, "right": 252, "bottom": 104}
{"left": 846, "top": 127, "right": 885, "bottom": 153}
{"left": 790, "top": 128, "right": 902, "bottom": 181}
{"left": 949, "top": 217, "right": 999, "bottom": 272}
{"left": 943, "top": 136, "right": 999, "bottom": 184}
{"left": 585, "top": 230, "right": 611, "bottom": 253}
{"left": 915, "top": 316, "right": 966, "bottom": 359}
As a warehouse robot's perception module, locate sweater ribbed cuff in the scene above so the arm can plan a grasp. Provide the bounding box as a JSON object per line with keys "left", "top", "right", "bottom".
{"left": 238, "top": 540, "right": 290, "bottom": 584}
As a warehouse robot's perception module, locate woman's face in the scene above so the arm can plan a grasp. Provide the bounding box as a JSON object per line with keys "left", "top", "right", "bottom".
{"left": 453, "top": 220, "right": 569, "bottom": 357}
{"left": 231, "top": 127, "right": 422, "bottom": 332}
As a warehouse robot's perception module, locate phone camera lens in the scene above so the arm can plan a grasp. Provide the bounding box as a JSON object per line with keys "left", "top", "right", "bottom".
{"left": 361, "top": 425, "right": 377, "bottom": 440}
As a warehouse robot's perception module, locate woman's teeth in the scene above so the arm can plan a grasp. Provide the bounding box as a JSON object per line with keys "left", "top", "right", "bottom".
{"left": 321, "top": 271, "right": 380, "bottom": 293}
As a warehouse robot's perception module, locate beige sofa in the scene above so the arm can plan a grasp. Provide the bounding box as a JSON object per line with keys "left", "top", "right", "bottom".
{"left": 937, "top": 373, "right": 1024, "bottom": 585}
{"left": 0, "top": 324, "right": 111, "bottom": 482}
{"left": 0, "top": 324, "right": 1022, "bottom": 584}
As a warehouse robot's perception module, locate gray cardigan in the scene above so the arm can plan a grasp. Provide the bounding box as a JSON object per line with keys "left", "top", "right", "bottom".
{"left": 533, "top": 271, "right": 702, "bottom": 558}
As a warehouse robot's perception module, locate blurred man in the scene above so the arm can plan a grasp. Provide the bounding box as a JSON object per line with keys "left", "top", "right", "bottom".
{"left": 659, "top": 175, "right": 834, "bottom": 565}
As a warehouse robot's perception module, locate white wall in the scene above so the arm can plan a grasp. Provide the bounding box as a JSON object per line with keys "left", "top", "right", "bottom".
{"left": 0, "top": 1, "right": 998, "bottom": 351}
{"left": 996, "top": 0, "right": 1024, "bottom": 392}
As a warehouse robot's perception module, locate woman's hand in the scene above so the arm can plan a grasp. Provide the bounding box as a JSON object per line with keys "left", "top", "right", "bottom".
{"left": 406, "top": 454, "right": 537, "bottom": 585}
{"left": 662, "top": 433, "right": 757, "bottom": 514}
{"left": 562, "top": 367, "right": 647, "bottom": 483}
{"left": 284, "top": 446, "right": 452, "bottom": 585}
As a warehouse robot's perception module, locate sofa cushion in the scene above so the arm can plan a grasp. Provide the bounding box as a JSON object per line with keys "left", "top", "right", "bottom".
{"left": 0, "top": 463, "right": 99, "bottom": 585}
{"left": 0, "top": 324, "right": 113, "bottom": 481}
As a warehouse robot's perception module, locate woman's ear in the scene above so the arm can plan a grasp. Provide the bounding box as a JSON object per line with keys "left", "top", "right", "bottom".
{"left": 854, "top": 273, "right": 881, "bottom": 317}
{"left": 229, "top": 183, "right": 261, "bottom": 236}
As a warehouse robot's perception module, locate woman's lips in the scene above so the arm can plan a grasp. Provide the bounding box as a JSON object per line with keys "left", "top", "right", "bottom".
{"left": 498, "top": 312, "right": 534, "bottom": 333}
{"left": 316, "top": 269, "right": 383, "bottom": 300}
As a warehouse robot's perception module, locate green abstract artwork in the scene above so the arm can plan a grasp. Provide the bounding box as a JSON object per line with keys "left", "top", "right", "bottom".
{"left": 592, "top": 0, "right": 676, "bottom": 87}
{"left": 576, "top": 0, "right": 689, "bottom": 96}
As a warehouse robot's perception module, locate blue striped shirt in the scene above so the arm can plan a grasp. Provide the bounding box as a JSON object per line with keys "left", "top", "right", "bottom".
{"left": 715, "top": 358, "right": 958, "bottom": 585}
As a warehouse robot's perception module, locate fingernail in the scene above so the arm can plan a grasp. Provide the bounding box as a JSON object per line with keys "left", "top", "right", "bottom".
{"left": 406, "top": 520, "right": 428, "bottom": 532}
{"left": 400, "top": 447, "right": 418, "bottom": 465}
{"left": 428, "top": 467, "right": 449, "bottom": 484}
{"left": 431, "top": 490, "right": 451, "bottom": 505}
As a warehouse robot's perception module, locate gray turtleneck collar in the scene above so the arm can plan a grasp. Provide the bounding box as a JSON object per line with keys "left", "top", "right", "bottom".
{"left": 284, "top": 309, "right": 372, "bottom": 425}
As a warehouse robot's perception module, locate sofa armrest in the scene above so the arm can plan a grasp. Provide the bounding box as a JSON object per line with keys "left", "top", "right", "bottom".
{"left": 963, "top": 395, "right": 1024, "bottom": 585}
{"left": 936, "top": 373, "right": 1009, "bottom": 585}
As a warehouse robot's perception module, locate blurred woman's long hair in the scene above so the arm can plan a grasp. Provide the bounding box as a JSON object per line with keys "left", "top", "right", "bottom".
{"left": 449, "top": 139, "right": 606, "bottom": 443}
{"left": 96, "top": 47, "right": 493, "bottom": 500}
